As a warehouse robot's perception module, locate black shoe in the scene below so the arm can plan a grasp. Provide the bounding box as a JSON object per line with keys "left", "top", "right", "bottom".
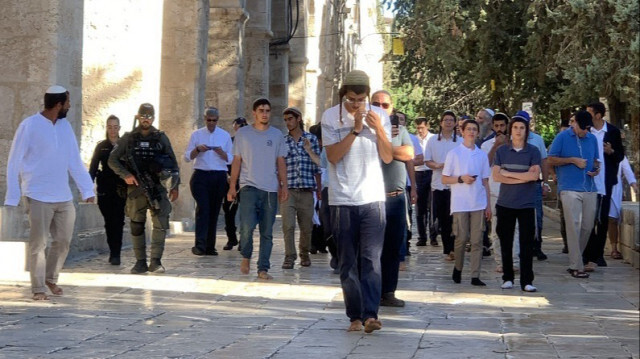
{"left": 416, "top": 239, "right": 427, "bottom": 247}
{"left": 148, "top": 258, "right": 165, "bottom": 273}
{"left": 192, "top": 247, "right": 205, "bottom": 256}
{"left": 482, "top": 248, "right": 492, "bottom": 257}
{"left": 430, "top": 239, "right": 439, "bottom": 246}
{"left": 330, "top": 256, "right": 338, "bottom": 270}
{"left": 452, "top": 268, "right": 461, "bottom": 284}
{"left": 595, "top": 257, "right": 608, "bottom": 267}
{"left": 318, "top": 248, "right": 328, "bottom": 254}
{"left": 471, "top": 278, "right": 486, "bottom": 286}
{"left": 310, "top": 246, "right": 318, "bottom": 255}
{"left": 223, "top": 240, "right": 238, "bottom": 250}
{"left": 130, "top": 260, "right": 148, "bottom": 274}
{"left": 282, "top": 258, "right": 295, "bottom": 270}
{"left": 205, "top": 248, "right": 218, "bottom": 256}
{"left": 109, "top": 256, "right": 121, "bottom": 266}
{"left": 380, "top": 292, "right": 405, "bottom": 307}
{"left": 562, "top": 246, "right": 568, "bottom": 254}
{"left": 535, "top": 249, "right": 548, "bottom": 261}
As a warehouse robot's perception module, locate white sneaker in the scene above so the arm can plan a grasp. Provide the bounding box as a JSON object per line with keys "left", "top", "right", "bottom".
{"left": 501, "top": 281, "right": 513, "bottom": 289}
{"left": 523, "top": 284, "right": 537, "bottom": 292}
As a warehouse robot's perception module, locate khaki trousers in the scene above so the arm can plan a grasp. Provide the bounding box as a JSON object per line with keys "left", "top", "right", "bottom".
{"left": 453, "top": 210, "right": 485, "bottom": 278}
{"left": 26, "top": 198, "right": 75, "bottom": 293}
{"left": 281, "top": 189, "right": 314, "bottom": 260}
{"left": 560, "top": 191, "right": 597, "bottom": 271}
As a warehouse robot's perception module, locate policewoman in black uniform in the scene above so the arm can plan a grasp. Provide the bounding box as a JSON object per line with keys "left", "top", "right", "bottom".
{"left": 108, "top": 103, "right": 180, "bottom": 274}
{"left": 89, "top": 115, "right": 127, "bottom": 265}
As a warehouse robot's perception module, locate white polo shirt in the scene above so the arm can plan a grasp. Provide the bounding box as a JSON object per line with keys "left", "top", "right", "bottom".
{"left": 424, "top": 133, "right": 460, "bottom": 190}
{"left": 443, "top": 143, "right": 491, "bottom": 214}
{"left": 321, "top": 103, "right": 391, "bottom": 206}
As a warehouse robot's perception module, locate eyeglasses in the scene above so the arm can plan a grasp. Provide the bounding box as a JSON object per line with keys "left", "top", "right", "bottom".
{"left": 344, "top": 98, "right": 367, "bottom": 104}
{"left": 206, "top": 118, "right": 219, "bottom": 122}
{"left": 372, "top": 101, "right": 390, "bottom": 109}
{"left": 139, "top": 114, "right": 154, "bottom": 120}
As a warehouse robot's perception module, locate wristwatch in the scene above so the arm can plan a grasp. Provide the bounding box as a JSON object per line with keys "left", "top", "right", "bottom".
{"left": 351, "top": 129, "right": 360, "bottom": 136}
{"left": 458, "top": 176, "right": 463, "bottom": 184}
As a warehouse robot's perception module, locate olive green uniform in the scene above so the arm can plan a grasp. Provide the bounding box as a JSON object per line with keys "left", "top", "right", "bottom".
{"left": 108, "top": 126, "right": 179, "bottom": 261}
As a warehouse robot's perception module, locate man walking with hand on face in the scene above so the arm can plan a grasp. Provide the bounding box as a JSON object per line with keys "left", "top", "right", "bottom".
{"left": 5, "top": 85, "right": 95, "bottom": 300}
{"left": 322, "top": 70, "right": 392, "bottom": 333}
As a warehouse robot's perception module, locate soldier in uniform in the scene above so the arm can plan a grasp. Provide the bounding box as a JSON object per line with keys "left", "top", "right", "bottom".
{"left": 108, "top": 103, "right": 180, "bottom": 274}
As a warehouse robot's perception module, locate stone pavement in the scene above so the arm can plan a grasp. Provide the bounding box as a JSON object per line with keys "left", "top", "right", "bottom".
{"left": 0, "top": 217, "right": 638, "bottom": 359}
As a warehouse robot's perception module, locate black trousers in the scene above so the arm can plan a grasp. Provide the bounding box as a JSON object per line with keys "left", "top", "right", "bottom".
{"left": 222, "top": 189, "right": 240, "bottom": 243}
{"left": 584, "top": 192, "right": 611, "bottom": 263}
{"left": 432, "top": 189, "right": 453, "bottom": 254}
{"left": 496, "top": 205, "right": 535, "bottom": 289}
{"left": 97, "top": 192, "right": 126, "bottom": 258}
{"left": 320, "top": 187, "right": 336, "bottom": 258}
{"left": 190, "top": 170, "right": 227, "bottom": 252}
{"left": 415, "top": 171, "right": 432, "bottom": 241}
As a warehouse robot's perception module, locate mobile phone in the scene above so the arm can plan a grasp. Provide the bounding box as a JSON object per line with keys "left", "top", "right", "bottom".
{"left": 208, "top": 146, "right": 221, "bottom": 150}
{"left": 472, "top": 175, "right": 478, "bottom": 178}
{"left": 390, "top": 114, "right": 399, "bottom": 127}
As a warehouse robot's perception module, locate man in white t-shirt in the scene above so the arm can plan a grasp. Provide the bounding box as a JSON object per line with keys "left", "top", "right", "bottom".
{"left": 442, "top": 119, "right": 491, "bottom": 286}
{"left": 415, "top": 117, "right": 436, "bottom": 246}
{"left": 321, "top": 70, "right": 392, "bottom": 333}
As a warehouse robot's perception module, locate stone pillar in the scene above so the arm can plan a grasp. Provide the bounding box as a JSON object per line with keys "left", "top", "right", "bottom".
{"left": 208, "top": 3, "right": 249, "bottom": 132}
{"left": 287, "top": 0, "right": 309, "bottom": 126}
{"left": 159, "top": 0, "right": 209, "bottom": 223}
{"left": 0, "top": 0, "right": 84, "bottom": 201}
{"left": 243, "top": 1, "right": 272, "bottom": 119}
{"left": 268, "top": 0, "right": 290, "bottom": 131}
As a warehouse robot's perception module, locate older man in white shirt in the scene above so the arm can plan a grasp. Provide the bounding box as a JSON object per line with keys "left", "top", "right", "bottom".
{"left": 184, "top": 107, "right": 233, "bottom": 256}
{"left": 5, "top": 85, "right": 95, "bottom": 300}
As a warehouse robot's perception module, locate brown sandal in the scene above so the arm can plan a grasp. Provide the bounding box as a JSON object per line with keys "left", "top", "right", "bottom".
{"left": 611, "top": 251, "right": 623, "bottom": 260}
{"left": 45, "top": 281, "right": 63, "bottom": 296}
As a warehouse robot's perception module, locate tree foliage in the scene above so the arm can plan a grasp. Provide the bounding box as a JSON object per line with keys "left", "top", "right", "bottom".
{"left": 386, "top": 0, "right": 639, "bottom": 134}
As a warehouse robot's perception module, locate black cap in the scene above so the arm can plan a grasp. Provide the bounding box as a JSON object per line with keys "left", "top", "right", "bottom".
{"left": 574, "top": 110, "right": 593, "bottom": 130}
{"left": 233, "top": 117, "right": 247, "bottom": 127}
{"left": 492, "top": 112, "right": 510, "bottom": 123}
{"left": 138, "top": 103, "right": 155, "bottom": 117}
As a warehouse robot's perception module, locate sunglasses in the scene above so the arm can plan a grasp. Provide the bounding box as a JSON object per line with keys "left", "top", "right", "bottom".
{"left": 206, "top": 118, "right": 219, "bottom": 122}
{"left": 372, "top": 101, "right": 390, "bottom": 109}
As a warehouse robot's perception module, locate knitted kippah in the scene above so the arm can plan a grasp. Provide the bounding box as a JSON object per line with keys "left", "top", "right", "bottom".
{"left": 343, "top": 70, "right": 370, "bottom": 87}
{"left": 283, "top": 106, "right": 302, "bottom": 117}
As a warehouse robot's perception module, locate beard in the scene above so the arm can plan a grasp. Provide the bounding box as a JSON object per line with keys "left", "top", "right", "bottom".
{"left": 57, "top": 108, "right": 68, "bottom": 119}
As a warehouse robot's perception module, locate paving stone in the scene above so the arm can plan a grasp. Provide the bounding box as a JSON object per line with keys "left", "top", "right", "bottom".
{"left": 0, "top": 216, "right": 637, "bottom": 358}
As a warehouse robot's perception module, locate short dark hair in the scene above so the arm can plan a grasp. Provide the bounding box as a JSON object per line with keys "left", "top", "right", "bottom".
{"left": 415, "top": 117, "right": 428, "bottom": 126}
{"left": 560, "top": 118, "right": 570, "bottom": 128}
{"left": 44, "top": 92, "right": 68, "bottom": 109}
{"left": 252, "top": 98, "right": 271, "bottom": 111}
{"left": 587, "top": 102, "right": 606, "bottom": 117}
{"left": 461, "top": 119, "right": 479, "bottom": 132}
{"left": 309, "top": 123, "right": 321, "bottom": 139}
{"left": 339, "top": 85, "right": 370, "bottom": 97}
{"left": 509, "top": 117, "right": 530, "bottom": 140}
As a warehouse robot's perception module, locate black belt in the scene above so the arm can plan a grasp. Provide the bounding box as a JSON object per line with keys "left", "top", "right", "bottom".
{"left": 195, "top": 169, "right": 226, "bottom": 173}
{"left": 290, "top": 188, "right": 313, "bottom": 192}
{"left": 386, "top": 190, "right": 404, "bottom": 197}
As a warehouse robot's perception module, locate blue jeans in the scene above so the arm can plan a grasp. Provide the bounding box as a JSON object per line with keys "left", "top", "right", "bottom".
{"left": 381, "top": 193, "right": 407, "bottom": 294}
{"left": 238, "top": 186, "right": 278, "bottom": 272}
{"left": 331, "top": 202, "right": 386, "bottom": 322}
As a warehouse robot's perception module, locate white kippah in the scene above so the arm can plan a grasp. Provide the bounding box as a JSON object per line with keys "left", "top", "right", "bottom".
{"left": 46, "top": 85, "right": 67, "bottom": 94}
{"left": 484, "top": 108, "right": 495, "bottom": 117}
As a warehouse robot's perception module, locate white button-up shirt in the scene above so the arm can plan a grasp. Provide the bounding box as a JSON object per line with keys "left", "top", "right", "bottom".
{"left": 184, "top": 126, "right": 233, "bottom": 171}
{"left": 415, "top": 132, "right": 434, "bottom": 172}
{"left": 4, "top": 113, "right": 94, "bottom": 206}
{"left": 424, "top": 133, "right": 460, "bottom": 191}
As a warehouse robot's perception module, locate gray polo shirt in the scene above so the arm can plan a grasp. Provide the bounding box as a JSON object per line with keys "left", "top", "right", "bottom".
{"left": 382, "top": 126, "right": 412, "bottom": 193}
{"left": 494, "top": 143, "right": 542, "bottom": 209}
